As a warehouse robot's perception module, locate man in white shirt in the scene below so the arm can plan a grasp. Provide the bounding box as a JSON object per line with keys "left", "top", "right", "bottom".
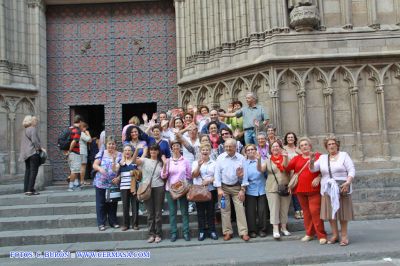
{"left": 214, "top": 138, "right": 250, "bottom": 241}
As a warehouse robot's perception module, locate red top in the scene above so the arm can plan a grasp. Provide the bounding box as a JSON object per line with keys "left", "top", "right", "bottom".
{"left": 286, "top": 153, "right": 321, "bottom": 194}
{"left": 70, "top": 126, "right": 81, "bottom": 154}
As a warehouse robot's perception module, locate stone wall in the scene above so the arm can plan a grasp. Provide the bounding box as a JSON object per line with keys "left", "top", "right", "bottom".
{"left": 0, "top": 0, "right": 48, "bottom": 182}
{"left": 175, "top": 0, "right": 400, "bottom": 165}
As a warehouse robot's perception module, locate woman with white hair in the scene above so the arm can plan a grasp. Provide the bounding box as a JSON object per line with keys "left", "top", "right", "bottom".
{"left": 19, "top": 115, "right": 44, "bottom": 196}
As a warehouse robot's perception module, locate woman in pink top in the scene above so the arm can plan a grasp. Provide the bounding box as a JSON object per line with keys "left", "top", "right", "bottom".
{"left": 162, "top": 140, "right": 192, "bottom": 242}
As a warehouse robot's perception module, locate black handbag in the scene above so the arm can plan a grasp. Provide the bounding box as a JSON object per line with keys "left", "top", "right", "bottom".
{"left": 271, "top": 159, "right": 290, "bottom": 197}
{"left": 39, "top": 150, "right": 47, "bottom": 165}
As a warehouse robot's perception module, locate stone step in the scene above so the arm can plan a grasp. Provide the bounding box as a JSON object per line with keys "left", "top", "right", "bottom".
{"left": 0, "top": 189, "right": 96, "bottom": 206}
{"left": 0, "top": 219, "right": 305, "bottom": 247}
{"left": 352, "top": 187, "right": 400, "bottom": 202}
{"left": 0, "top": 211, "right": 199, "bottom": 231}
{"left": 0, "top": 202, "right": 97, "bottom": 218}
{"left": 353, "top": 169, "right": 400, "bottom": 189}
{"left": 0, "top": 183, "right": 24, "bottom": 196}
{"left": 0, "top": 232, "right": 305, "bottom": 259}
{"left": 353, "top": 200, "right": 400, "bottom": 219}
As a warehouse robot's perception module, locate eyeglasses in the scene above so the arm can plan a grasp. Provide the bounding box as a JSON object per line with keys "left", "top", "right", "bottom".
{"left": 221, "top": 132, "right": 231, "bottom": 136}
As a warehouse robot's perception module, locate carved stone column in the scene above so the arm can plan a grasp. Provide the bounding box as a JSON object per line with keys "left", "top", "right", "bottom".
{"left": 368, "top": 0, "right": 380, "bottom": 29}
{"left": 317, "top": 0, "right": 326, "bottom": 31}
{"left": 289, "top": 4, "right": 320, "bottom": 32}
{"left": 349, "top": 86, "right": 364, "bottom": 161}
{"left": 323, "top": 86, "right": 334, "bottom": 134}
{"left": 297, "top": 89, "right": 308, "bottom": 136}
{"left": 376, "top": 84, "right": 390, "bottom": 159}
{"left": 340, "top": 0, "right": 353, "bottom": 29}
{"left": 8, "top": 112, "right": 16, "bottom": 175}
{"left": 269, "top": 90, "right": 281, "bottom": 135}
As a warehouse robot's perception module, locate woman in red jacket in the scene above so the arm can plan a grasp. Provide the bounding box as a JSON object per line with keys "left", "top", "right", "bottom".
{"left": 287, "top": 137, "right": 327, "bottom": 244}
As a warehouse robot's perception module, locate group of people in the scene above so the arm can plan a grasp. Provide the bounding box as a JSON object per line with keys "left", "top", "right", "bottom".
{"left": 20, "top": 92, "right": 356, "bottom": 247}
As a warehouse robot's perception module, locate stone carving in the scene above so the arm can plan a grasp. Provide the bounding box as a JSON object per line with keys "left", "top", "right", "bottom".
{"left": 288, "top": 0, "right": 316, "bottom": 9}
{"left": 289, "top": 2, "right": 320, "bottom": 32}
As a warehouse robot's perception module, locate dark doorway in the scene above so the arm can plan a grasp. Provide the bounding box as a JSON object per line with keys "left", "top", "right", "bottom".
{"left": 70, "top": 105, "right": 105, "bottom": 138}
{"left": 122, "top": 102, "right": 157, "bottom": 127}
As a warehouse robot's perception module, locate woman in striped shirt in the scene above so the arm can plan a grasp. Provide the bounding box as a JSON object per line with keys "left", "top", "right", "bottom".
{"left": 117, "top": 144, "right": 139, "bottom": 231}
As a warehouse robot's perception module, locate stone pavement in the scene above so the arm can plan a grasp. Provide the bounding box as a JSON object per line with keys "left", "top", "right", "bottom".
{"left": 0, "top": 218, "right": 399, "bottom": 266}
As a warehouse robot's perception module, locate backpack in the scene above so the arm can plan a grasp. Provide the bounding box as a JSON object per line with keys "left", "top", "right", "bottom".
{"left": 57, "top": 128, "right": 72, "bottom": 151}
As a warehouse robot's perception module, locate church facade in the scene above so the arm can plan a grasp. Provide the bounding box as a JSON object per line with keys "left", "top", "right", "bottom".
{"left": 0, "top": 0, "right": 399, "bottom": 184}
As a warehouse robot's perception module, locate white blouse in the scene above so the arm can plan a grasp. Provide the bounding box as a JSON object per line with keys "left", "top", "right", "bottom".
{"left": 191, "top": 160, "right": 216, "bottom": 191}
{"left": 310, "top": 151, "right": 355, "bottom": 194}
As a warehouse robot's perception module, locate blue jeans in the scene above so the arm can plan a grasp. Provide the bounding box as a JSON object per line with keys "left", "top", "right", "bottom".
{"left": 95, "top": 187, "right": 118, "bottom": 227}
{"left": 292, "top": 194, "right": 302, "bottom": 212}
{"left": 244, "top": 129, "right": 257, "bottom": 145}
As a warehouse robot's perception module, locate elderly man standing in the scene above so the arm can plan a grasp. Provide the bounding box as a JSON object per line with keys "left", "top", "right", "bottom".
{"left": 220, "top": 93, "right": 269, "bottom": 145}
{"left": 200, "top": 109, "right": 229, "bottom": 134}
{"left": 214, "top": 138, "right": 250, "bottom": 241}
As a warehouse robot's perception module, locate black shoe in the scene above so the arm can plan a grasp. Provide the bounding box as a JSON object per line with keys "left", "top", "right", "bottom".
{"left": 210, "top": 231, "right": 218, "bottom": 240}
{"left": 259, "top": 231, "right": 267, "bottom": 238}
{"left": 170, "top": 234, "right": 177, "bottom": 242}
{"left": 183, "top": 233, "right": 191, "bottom": 241}
{"left": 249, "top": 232, "right": 257, "bottom": 238}
{"left": 198, "top": 232, "right": 206, "bottom": 241}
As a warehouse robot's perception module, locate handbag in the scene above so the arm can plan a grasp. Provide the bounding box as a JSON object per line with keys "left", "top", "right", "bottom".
{"left": 288, "top": 160, "right": 309, "bottom": 190}
{"left": 130, "top": 169, "right": 142, "bottom": 193}
{"left": 186, "top": 185, "right": 212, "bottom": 202}
{"left": 328, "top": 155, "right": 348, "bottom": 195}
{"left": 39, "top": 150, "right": 47, "bottom": 165}
{"left": 169, "top": 179, "right": 191, "bottom": 200}
{"left": 137, "top": 161, "right": 159, "bottom": 201}
{"left": 270, "top": 159, "right": 289, "bottom": 197}
{"left": 105, "top": 187, "right": 121, "bottom": 202}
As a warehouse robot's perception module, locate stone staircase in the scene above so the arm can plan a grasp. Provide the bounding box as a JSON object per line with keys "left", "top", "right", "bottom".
{"left": 0, "top": 184, "right": 305, "bottom": 257}
{"left": 0, "top": 168, "right": 398, "bottom": 257}
{"left": 352, "top": 168, "right": 400, "bottom": 220}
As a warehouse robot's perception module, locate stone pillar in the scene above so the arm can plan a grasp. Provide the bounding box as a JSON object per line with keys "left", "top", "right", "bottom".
{"left": 240, "top": 0, "right": 248, "bottom": 39}
{"left": 8, "top": 112, "right": 16, "bottom": 175}
{"left": 396, "top": 0, "right": 400, "bottom": 25}
{"left": 282, "top": 0, "right": 290, "bottom": 32}
{"left": 183, "top": 0, "right": 191, "bottom": 62}
{"left": 0, "top": 0, "right": 6, "bottom": 60}
{"left": 189, "top": 0, "right": 196, "bottom": 56}
{"left": 174, "top": 0, "right": 185, "bottom": 80}
{"left": 270, "top": 0, "right": 280, "bottom": 32}
{"left": 349, "top": 86, "right": 364, "bottom": 161}
{"left": 317, "top": 0, "right": 326, "bottom": 31}
{"left": 263, "top": 0, "right": 271, "bottom": 32}
{"left": 367, "top": 0, "right": 380, "bottom": 29}
{"left": 323, "top": 87, "right": 334, "bottom": 134}
{"left": 248, "top": 0, "right": 257, "bottom": 34}
{"left": 297, "top": 89, "right": 308, "bottom": 136}
{"left": 18, "top": 0, "right": 27, "bottom": 65}
{"left": 376, "top": 84, "right": 390, "bottom": 159}
{"left": 340, "top": 0, "right": 353, "bottom": 29}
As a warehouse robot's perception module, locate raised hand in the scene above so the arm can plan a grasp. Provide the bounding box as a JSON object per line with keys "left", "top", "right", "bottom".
{"left": 152, "top": 112, "right": 158, "bottom": 121}
{"left": 254, "top": 119, "right": 260, "bottom": 128}
{"left": 142, "top": 113, "right": 148, "bottom": 122}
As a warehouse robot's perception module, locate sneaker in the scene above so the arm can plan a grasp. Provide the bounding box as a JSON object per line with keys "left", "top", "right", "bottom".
{"left": 67, "top": 188, "right": 74, "bottom": 192}
{"left": 74, "top": 186, "right": 82, "bottom": 191}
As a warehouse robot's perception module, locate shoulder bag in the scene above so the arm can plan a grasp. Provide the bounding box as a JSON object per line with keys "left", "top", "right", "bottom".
{"left": 168, "top": 159, "right": 191, "bottom": 200}
{"left": 328, "top": 154, "right": 347, "bottom": 195}
{"left": 137, "top": 161, "right": 159, "bottom": 201}
{"left": 105, "top": 187, "right": 121, "bottom": 203}
{"left": 270, "top": 159, "right": 289, "bottom": 196}
{"left": 288, "top": 159, "right": 309, "bottom": 190}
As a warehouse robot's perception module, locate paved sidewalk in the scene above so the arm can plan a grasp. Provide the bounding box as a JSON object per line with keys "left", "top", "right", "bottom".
{"left": 1, "top": 219, "right": 399, "bottom": 266}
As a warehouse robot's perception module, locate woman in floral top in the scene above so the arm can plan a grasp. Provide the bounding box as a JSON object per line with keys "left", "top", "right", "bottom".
{"left": 93, "top": 135, "right": 122, "bottom": 231}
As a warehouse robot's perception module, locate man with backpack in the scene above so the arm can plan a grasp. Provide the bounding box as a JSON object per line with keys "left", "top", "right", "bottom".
{"left": 62, "top": 115, "right": 82, "bottom": 191}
